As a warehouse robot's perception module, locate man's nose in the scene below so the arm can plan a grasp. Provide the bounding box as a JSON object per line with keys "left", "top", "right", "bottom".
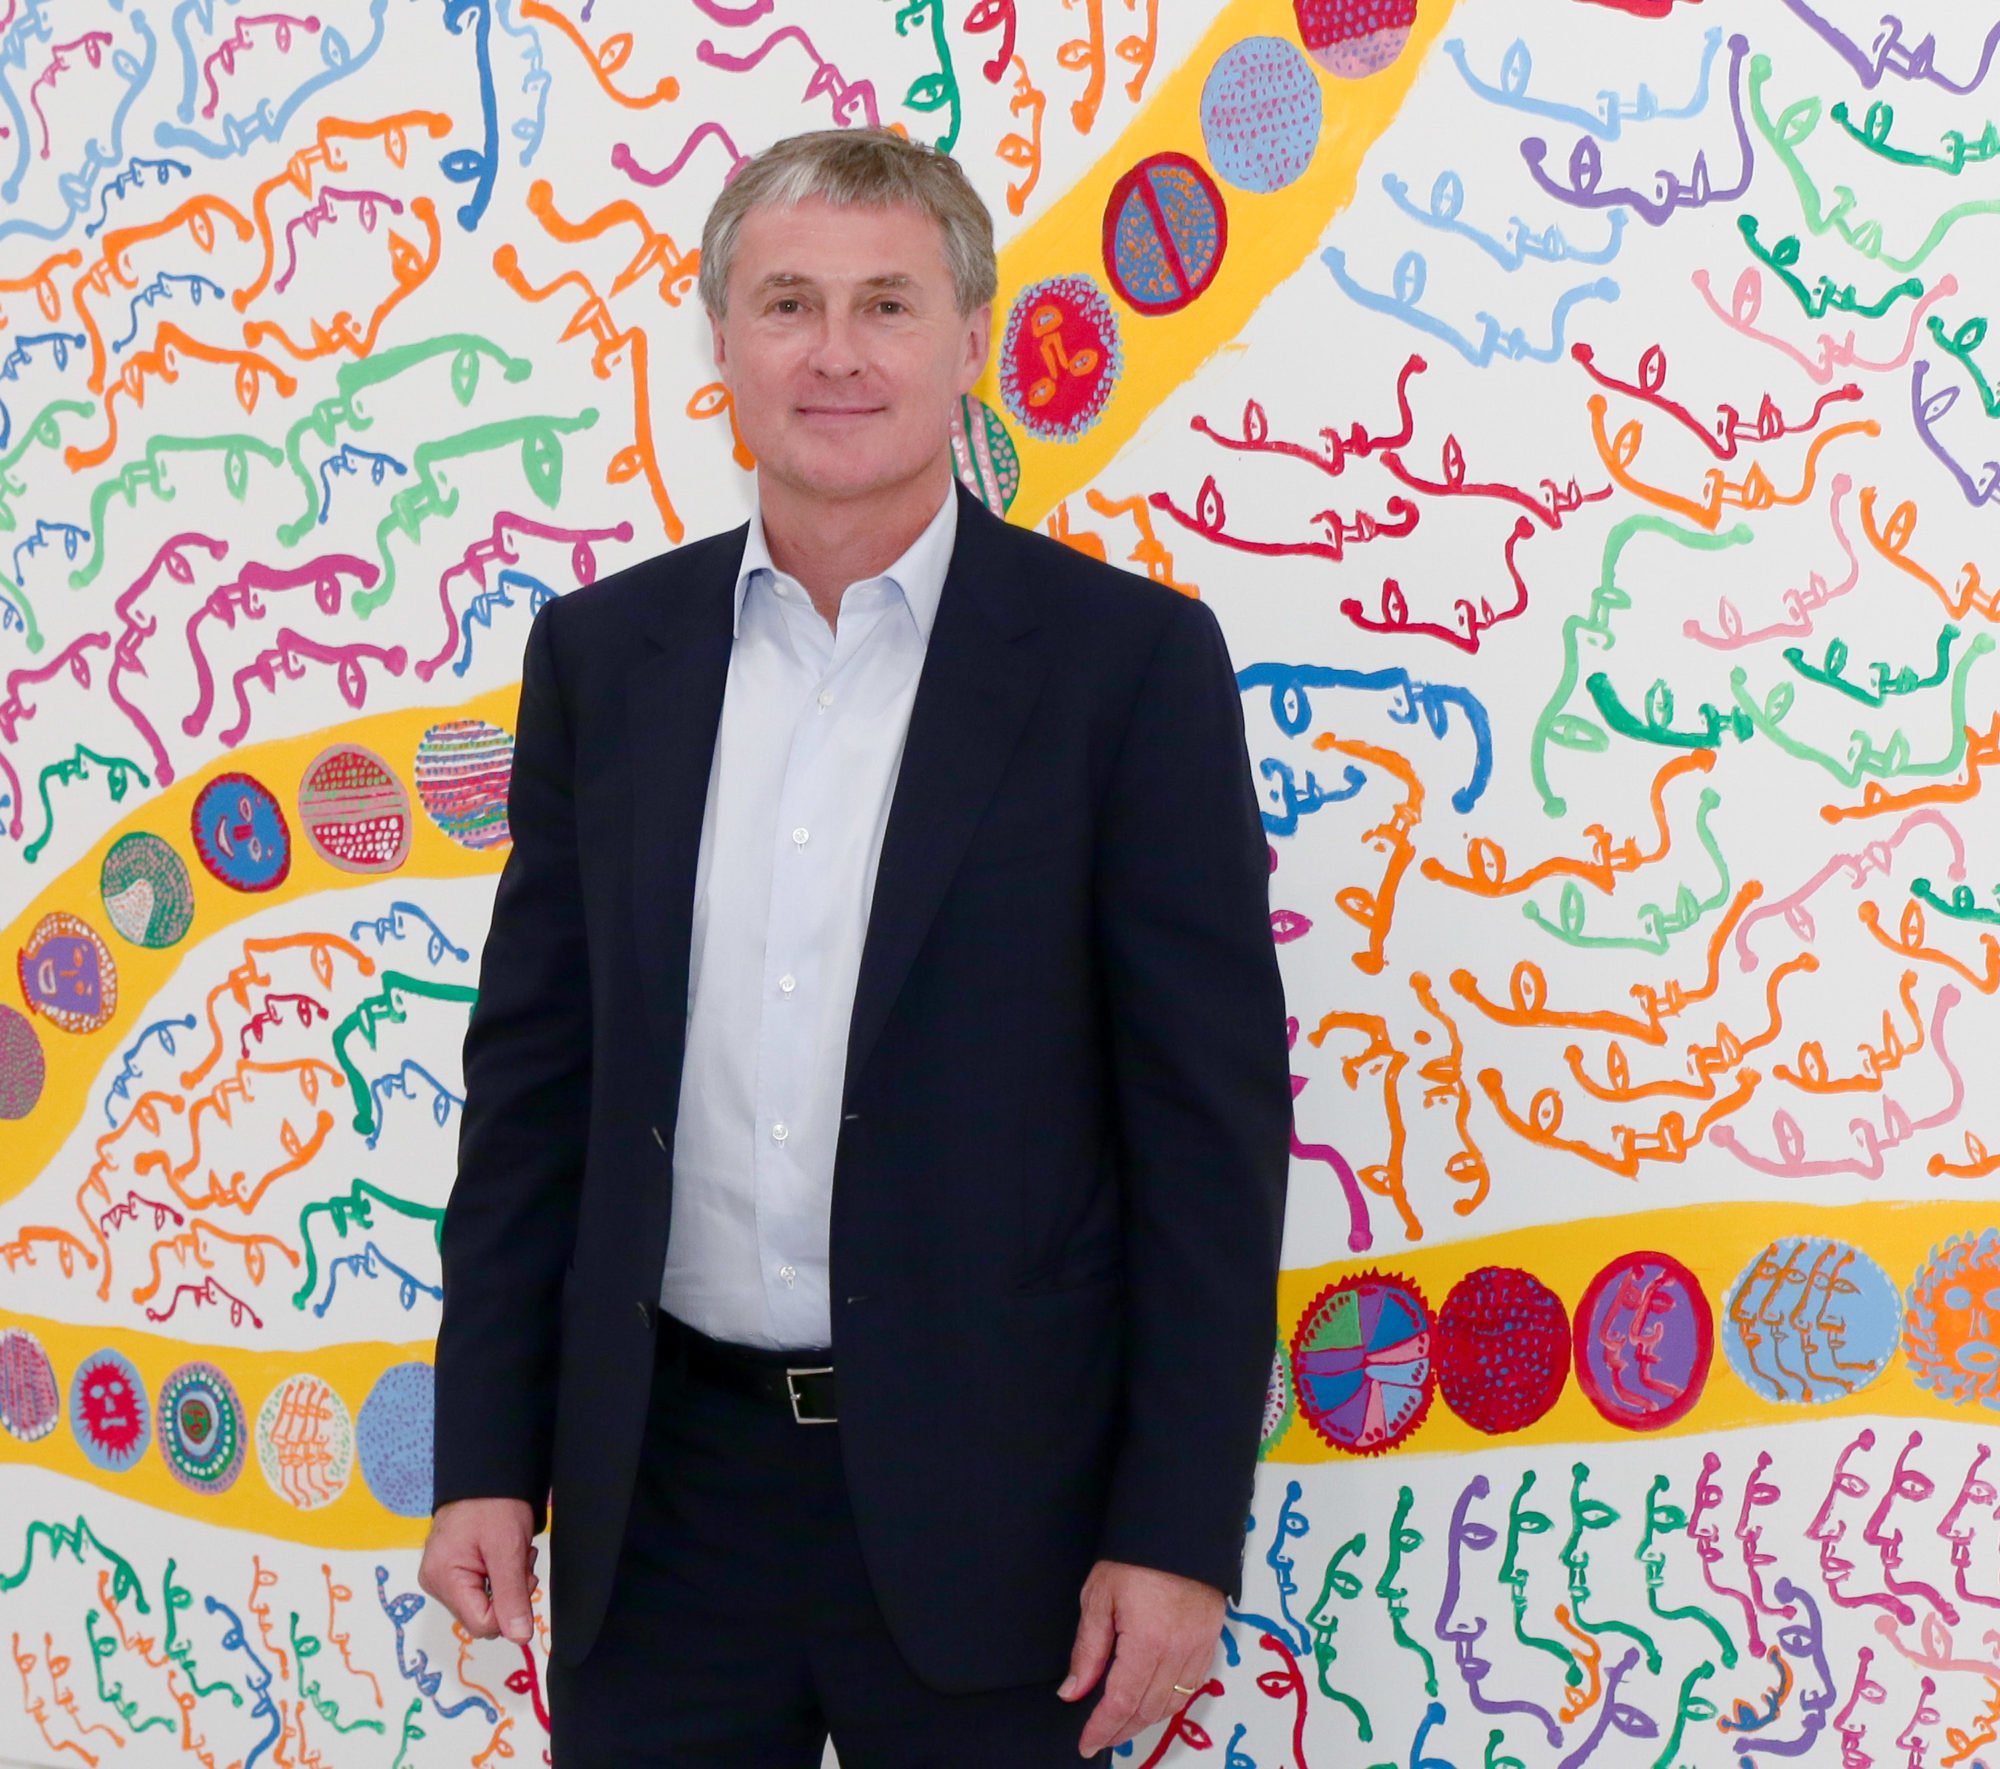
{"left": 806, "top": 311, "right": 864, "bottom": 376}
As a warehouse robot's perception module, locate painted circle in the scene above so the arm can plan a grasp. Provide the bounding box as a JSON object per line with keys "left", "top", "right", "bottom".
{"left": 1723, "top": 1236, "right": 1899, "bottom": 1403}
{"left": 191, "top": 771, "right": 292, "bottom": 891}
{"left": 1294, "top": 0, "right": 1418, "bottom": 77}
{"left": 1905, "top": 1226, "right": 2000, "bottom": 1409}
{"left": 1290, "top": 1271, "right": 1434, "bottom": 1453}
{"left": 949, "top": 394, "right": 1020, "bottom": 513}
{"left": 99, "top": 832, "right": 196, "bottom": 947}
{"left": 356, "top": 1360, "right": 435, "bottom": 1517}
{"left": 1200, "top": 36, "right": 1323, "bottom": 194}
{"left": 17, "top": 911, "right": 118, "bottom": 1033}
{"left": 997, "top": 275, "right": 1122, "bottom": 442}
{"left": 256, "top": 1372, "right": 354, "bottom": 1509}
{"left": 1258, "top": 1339, "right": 1295, "bottom": 1459}
{"left": 415, "top": 719, "right": 514, "bottom": 851}
{"left": 157, "top": 1360, "right": 248, "bottom": 1494}
{"left": 0, "top": 1328, "right": 60, "bottom": 1441}
{"left": 1574, "top": 1251, "right": 1713, "bottom": 1430}
{"left": 1435, "top": 1264, "right": 1570, "bottom": 1434}
{"left": 71, "top": 1346, "right": 150, "bottom": 1471}
{"left": 1103, "top": 151, "right": 1228, "bottom": 315}
{"left": 0, "top": 1004, "right": 46, "bottom": 1117}
{"left": 299, "top": 743, "right": 412, "bottom": 873}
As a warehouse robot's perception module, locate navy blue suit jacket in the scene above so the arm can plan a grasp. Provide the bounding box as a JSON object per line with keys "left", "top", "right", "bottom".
{"left": 432, "top": 476, "right": 1292, "bottom": 1690}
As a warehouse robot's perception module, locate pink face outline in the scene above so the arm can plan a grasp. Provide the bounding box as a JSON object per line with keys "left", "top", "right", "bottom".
{"left": 1832, "top": 1642, "right": 1885, "bottom": 1769}
{"left": 1860, "top": 1428, "right": 1960, "bottom": 1626}
{"left": 1688, "top": 1448, "right": 1766, "bottom": 1652}
{"left": 1863, "top": 1429, "right": 1933, "bottom": 1573}
{"left": 1893, "top": 1672, "right": 1938, "bottom": 1761}
{"left": 1733, "top": 1448, "right": 1793, "bottom": 1617}
{"left": 1938, "top": 1443, "right": 2000, "bottom": 1606}
{"left": 1807, "top": 1428, "right": 1875, "bottom": 1594}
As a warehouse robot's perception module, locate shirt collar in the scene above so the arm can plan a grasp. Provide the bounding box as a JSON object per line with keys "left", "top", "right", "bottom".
{"left": 732, "top": 476, "right": 959, "bottom": 642}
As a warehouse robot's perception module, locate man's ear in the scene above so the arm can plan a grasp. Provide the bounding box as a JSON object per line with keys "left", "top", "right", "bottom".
{"left": 708, "top": 307, "right": 728, "bottom": 375}
{"left": 959, "top": 301, "right": 992, "bottom": 393}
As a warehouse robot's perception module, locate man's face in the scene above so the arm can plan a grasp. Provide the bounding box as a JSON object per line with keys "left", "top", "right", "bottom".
{"left": 709, "top": 192, "right": 989, "bottom": 503}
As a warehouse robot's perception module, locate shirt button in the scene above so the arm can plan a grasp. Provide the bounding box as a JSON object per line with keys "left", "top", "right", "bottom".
{"left": 779, "top": 1263, "right": 797, "bottom": 1286}
{"left": 818, "top": 689, "right": 834, "bottom": 709}
{"left": 779, "top": 973, "right": 797, "bottom": 993}
{"left": 771, "top": 1121, "right": 789, "bottom": 1142}
{"left": 792, "top": 827, "right": 809, "bottom": 847}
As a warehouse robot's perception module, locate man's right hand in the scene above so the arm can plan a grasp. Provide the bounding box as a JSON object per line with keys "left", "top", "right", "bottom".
{"left": 419, "top": 1497, "right": 541, "bottom": 1642}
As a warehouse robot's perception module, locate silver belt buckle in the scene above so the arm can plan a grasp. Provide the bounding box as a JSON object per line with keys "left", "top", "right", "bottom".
{"left": 785, "top": 1364, "right": 836, "bottom": 1424}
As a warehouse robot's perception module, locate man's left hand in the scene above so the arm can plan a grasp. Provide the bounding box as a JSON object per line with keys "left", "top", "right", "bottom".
{"left": 1058, "top": 1557, "right": 1224, "bottom": 1756}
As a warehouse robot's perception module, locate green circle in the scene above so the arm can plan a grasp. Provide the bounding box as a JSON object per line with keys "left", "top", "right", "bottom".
{"left": 99, "top": 832, "right": 195, "bottom": 948}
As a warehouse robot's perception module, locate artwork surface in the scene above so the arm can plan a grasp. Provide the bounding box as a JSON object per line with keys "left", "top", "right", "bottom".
{"left": 4, "top": 1, "right": 1999, "bottom": 1763}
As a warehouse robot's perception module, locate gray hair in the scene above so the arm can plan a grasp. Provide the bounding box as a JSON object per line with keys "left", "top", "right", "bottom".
{"left": 698, "top": 127, "right": 998, "bottom": 320}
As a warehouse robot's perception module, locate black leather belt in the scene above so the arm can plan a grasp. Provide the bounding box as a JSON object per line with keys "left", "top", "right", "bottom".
{"left": 658, "top": 1310, "right": 839, "bottom": 1424}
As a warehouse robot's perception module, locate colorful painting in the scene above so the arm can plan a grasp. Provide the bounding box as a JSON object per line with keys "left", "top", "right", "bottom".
{"left": 5, "top": 1, "right": 2000, "bottom": 1763}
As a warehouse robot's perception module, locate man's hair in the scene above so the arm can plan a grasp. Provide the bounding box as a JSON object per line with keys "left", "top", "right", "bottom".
{"left": 698, "top": 127, "right": 998, "bottom": 320}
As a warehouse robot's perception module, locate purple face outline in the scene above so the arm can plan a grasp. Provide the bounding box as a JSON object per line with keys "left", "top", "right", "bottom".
{"left": 191, "top": 772, "right": 292, "bottom": 892}
{"left": 1439, "top": 1473, "right": 1562, "bottom": 1744}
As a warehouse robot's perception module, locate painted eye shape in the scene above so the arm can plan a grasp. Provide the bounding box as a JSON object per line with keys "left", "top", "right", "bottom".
{"left": 1457, "top": 1520, "right": 1499, "bottom": 1551}
{"left": 1837, "top": 1471, "right": 1869, "bottom": 1497}
{"left": 1895, "top": 1470, "right": 1934, "bottom": 1501}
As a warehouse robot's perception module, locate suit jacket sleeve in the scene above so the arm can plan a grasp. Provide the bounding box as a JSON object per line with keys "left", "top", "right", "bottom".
{"left": 1089, "top": 591, "right": 1292, "bottom": 1601}
{"left": 431, "top": 597, "right": 590, "bottom": 1538}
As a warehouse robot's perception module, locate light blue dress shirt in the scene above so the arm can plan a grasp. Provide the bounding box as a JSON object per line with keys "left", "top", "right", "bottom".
{"left": 657, "top": 477, "right": 960, "bottom": 1350}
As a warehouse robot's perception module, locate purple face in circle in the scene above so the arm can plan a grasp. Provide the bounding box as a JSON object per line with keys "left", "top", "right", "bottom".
{"left": 191, "top": 772, "right": 292, "bottom": 891}
{"left": 17, "top": 912, "right": 117, "bottom": 1034}
{"left": 1573, "top": 1251, "right": 1713, "bottom": 1430}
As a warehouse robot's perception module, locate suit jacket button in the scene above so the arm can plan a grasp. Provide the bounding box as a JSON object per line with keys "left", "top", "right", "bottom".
{"left": 635, "top": 1299, "right": 649, "bottom": 1325}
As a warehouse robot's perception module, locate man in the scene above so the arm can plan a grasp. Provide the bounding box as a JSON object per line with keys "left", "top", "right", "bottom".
{"left": 421, "top": 126, "right": 1292, "bottom": 1765}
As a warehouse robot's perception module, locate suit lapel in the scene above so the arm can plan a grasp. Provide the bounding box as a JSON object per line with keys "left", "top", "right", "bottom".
{"left": 627, "top": 529, "right": 740, "bottom": 1103}
{"left": 842, "top": 482, "right": 1045, "bottom": 1093}
{"left": 624, "top": 479, "right": 1046, "bottom": 1113}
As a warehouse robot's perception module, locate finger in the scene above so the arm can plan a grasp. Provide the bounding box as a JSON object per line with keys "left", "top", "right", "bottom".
{"left": 434, "top": 1559, "right": 501, "bottom": 1637}
{"left": 484, "top": 1541, "right": 536, "bottom": 1643}
{"left": 1058, "top": 1595, "right": 1115, "bottom": 1701}
{"left": 1077, "top": 1639, "right": 1161, "bottom": 1755}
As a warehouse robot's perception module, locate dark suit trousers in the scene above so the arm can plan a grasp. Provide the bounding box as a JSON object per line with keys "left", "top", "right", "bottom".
{"left": 545, "top": 1315, "right": 1112, "bottom": 1766}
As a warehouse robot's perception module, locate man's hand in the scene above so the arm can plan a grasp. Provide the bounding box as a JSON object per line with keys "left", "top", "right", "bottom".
{"left": 1059, "top": 1558, "right": 1224, "bottom": 1756}
{"left": 418, "top": 1497, "right": 542, "bottom": 1643}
